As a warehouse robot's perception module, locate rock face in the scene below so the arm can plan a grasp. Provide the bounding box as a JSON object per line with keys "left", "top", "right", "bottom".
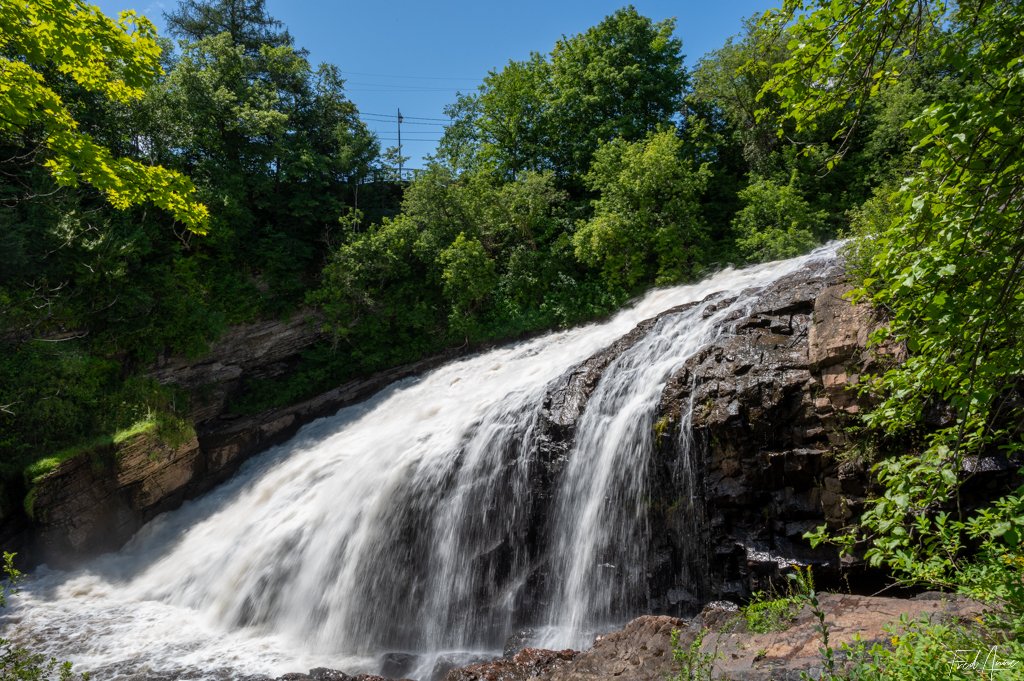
{"left": 20, "top": 310, "right": 466, "bottom": 566}
{"left": 651, "top": 260, "right": 882, "bottom": 603}
{"left": 149, "top": 311, "right": 324, "bottom": 423}
{"left": 29, "top": 430, "right": 201, "bottom": 558}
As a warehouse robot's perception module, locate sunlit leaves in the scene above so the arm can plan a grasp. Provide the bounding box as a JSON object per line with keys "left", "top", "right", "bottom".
{"left": 0, "top": 0, "right": 208, "bottom": 231}
{"left": 573, "top": 129, "right": 710, "bottom": 288}
{"left": 764, "top": 0, "right": 1024, "bottom": 596}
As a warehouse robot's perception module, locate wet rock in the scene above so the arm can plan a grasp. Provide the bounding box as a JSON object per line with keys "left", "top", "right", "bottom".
{"left": 380, "top": 652, "right": 418, "bottom": 679}
{"left": 274, "top": 670, "right": 414, "bottom": 681}
{"left": 443, "top": 615, "right": 689, "bottom": 681}
{"left": 310, "top": 670, "right": 355, "bottom": 681}
{"left": 443, "top": 648, "right": 578, "bottom": 681}
{"left": 654, "top": 260, "right": 879, "bottom": 600}
{"left": 503, "top": 628, "right": 538, "bottom": 658}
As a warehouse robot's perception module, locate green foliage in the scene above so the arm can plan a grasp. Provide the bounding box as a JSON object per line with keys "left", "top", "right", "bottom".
{"left": 439, "top": 6, "right": 687, "bottom": 182}
{"left": 686, "top": 17, "right": 788, "bottom": 178}
{"left": 0, "top": 0, "right": 207, "bottom": 230}
{"left": 845, "top": 615, "right": 1022, "bottom": 681}
{"left": 670, "top": 627, "right": 717, "bottom": 681}
{"left": 312, "top": 163, "right": 626, "bottom": 365}
{"left": 545, "top": 6, "right": 687, "bottom": 179}
{"left": 731, "top": 177, "right": 822, "bottom": 263}
{"left": 765, "top": 0, "right": 1024, "bottom": 587}
{"left": 0, "top": 0, "right": 385, "bottom": 516}
{"left": 0, "top": 340, "right": 191, "bottom": 518}
{"left": 760, "top": 0, "right": 1024, "bottom": 676}
{"left": 439, "top": 233, "right": 498, "bottom": 332}
{"left": 574, "top": 129, "right": 711, "bottom": 289}
{"left": 470, "top": 55, "right": 551, "bottom": 178}
{"left": 744, "top": 588, "right": 799, "bottom": 634}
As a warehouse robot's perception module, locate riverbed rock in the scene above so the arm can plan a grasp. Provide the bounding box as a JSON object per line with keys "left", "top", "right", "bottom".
{"left": 440, "top": 594, "right": 983, "bottom": 681}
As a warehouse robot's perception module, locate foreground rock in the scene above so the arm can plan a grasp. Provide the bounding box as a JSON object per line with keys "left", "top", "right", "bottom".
{"left": 438, "top": 593, "right": 983, "bottom": 681}
{"left": 698, "top": 593, "right": 984, "bottom": 681}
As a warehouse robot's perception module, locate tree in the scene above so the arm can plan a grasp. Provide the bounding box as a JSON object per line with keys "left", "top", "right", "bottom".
{"left": 573, "top": 129, "right": 710, "bottom": 289}
{"left": 438, "top": 6, "right": 687, "bottom": 183}
{"left": 145, "top": 4, "right": 376, "bottom": 304}
{"left": 473, "top": 55, "right": 551, "bottom": 179}
{"left": 546, "top": 6, "right": 687, "bottom": 179}
{"left": 686, "top": 18, "right": 788, "bottom": 177}
{"left": 0, "top": 0, "right": 208, "bottom": 231}
{"left": 761, "top": 0, "right": 1024, "bottom": 595}
{"left": 165, "top": 0, "right": 293, "bottom": 53}
{"left": 439, "top": 233, "right": 498, "bottom": 332}
{"left": 731, "top": 178, "right": 822, "bottom": 263}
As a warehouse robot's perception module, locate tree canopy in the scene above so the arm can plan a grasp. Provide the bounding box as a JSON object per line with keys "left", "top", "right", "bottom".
{"left": 438, "top": 6, "right": 687, "bottom": 183}
{"left": 0, "top": 0, "right": 208, "bottom": 230}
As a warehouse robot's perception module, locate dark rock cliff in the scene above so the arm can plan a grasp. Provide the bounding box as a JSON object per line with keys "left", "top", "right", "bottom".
{"left": 652, "top": 260, "right": 883, "bottom": 603}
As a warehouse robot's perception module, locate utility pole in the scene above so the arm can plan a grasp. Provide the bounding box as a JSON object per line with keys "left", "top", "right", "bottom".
{"left": 397, "top": 108, "right": 403, "bottom": 179}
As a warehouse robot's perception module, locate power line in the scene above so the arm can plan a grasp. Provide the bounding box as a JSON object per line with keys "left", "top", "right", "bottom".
{"left": 361, "top": 114, "right": 447, "bottom": 122}
{"left": 340, "top": 69, "right": 480, "bottom": 82}
{"left": 362, "top": 118, "right": 448, "bottom": 128}
{"left": 346, "top": 82, "right": 463, "bottom": 92}
{"left": 361, "top": 111, "right": 451, "bottom": 123}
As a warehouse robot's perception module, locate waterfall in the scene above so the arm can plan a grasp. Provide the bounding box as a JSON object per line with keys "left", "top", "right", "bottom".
{"left": 6, "top": 246, "right": 837, "bottom": 680}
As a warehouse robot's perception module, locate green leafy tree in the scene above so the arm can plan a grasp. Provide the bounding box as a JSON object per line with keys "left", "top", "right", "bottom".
{"left": 0, "top": 0, "right": 208, "bottom": 230}
{"left": 574, "top": 129, "right": 711, "bottom": 290}
{"left": 686, "top": 17, "right": 788, "bottom": 178}
{"left": 145, "top": 3, "right": 376, "bottom": 306}
{"left": 731, "top": 177, "right": 822, "bottom": 262}
{"left": 547, "top": 6, "right": 687, "bottom": 179}
{"left": 439, "top": 233, "right": 498, "bottom": 333}
{"left": 761, "top": 0, "right": 1024, "bottom": 607}
{"left": 472, "top": 55, "right": 551, "bottom": 178}
{"left": 439, "top": 6, "right": 687, "bottom": 184}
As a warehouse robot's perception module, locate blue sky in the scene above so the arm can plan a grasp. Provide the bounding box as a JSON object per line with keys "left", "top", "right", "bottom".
{"left": 94, "top": 0, "right": 772, "bottom": 167}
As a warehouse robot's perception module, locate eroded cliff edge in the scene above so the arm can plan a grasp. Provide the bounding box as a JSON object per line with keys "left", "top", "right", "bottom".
{"left": 8, "top": 314, "right": 466, "bottom": 565}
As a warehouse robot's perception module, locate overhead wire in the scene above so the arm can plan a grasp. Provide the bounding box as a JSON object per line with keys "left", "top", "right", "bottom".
{"left": 339, "top": 69, "right": 479, "bottom": 82}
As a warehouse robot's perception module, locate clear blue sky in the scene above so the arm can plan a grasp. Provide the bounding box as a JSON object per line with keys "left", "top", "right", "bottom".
{"left": 94, "top": 0, "right": 772, "bottom": 168}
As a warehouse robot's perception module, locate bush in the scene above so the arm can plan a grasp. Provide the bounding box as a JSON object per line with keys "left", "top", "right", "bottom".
{"left": 731, "top": 178, "right": 822, "bottom": 263}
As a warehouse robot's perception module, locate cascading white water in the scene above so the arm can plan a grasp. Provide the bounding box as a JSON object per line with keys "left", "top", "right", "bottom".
{"left": 5, "top": 245, "right": 837, "bottom": 681}
{"left": 540, "top": 286, "right": 781, "bottom": 647}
